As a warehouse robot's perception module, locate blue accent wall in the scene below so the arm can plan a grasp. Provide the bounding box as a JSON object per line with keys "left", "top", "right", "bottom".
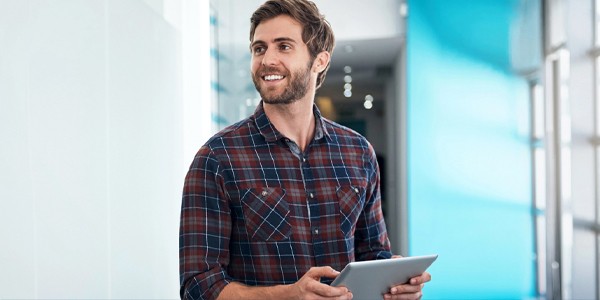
{"left": 407, "top": 0, "right": 536, "bottom": 298}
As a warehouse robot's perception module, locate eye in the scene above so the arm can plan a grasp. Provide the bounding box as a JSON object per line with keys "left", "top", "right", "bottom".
{"left": 279, "top": 44, "right": 291, "bottom": 51}
{"left": 253, "top": 46, "right": 265, "bottom": 55}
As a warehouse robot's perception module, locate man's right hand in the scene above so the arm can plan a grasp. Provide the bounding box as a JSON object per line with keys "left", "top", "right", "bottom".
{"left": 290, "top": 266, "right": 353, "bottom": 300}
{"left": 217, "top": 266, "right": 352, "bottom": 300}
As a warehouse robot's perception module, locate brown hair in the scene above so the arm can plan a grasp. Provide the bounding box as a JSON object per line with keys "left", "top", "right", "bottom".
{"left": 250, "top": 0, "right": 335, "bottom": 89}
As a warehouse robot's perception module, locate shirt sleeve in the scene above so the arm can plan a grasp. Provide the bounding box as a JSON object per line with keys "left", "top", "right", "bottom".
{"left": 180, "top": 145, "right": 232, "bottom": 300}
{"left": 354, "top": 144, "right": 393, "bottom": 261}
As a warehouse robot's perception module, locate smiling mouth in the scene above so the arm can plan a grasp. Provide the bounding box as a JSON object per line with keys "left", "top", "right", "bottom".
{"left": 263, "top": 74, "right": 285, "bottom": 81}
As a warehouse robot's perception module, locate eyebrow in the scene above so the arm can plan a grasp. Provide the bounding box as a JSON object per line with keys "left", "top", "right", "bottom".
{"left": 250, "top": 37, "right": 298, "bottom": 49}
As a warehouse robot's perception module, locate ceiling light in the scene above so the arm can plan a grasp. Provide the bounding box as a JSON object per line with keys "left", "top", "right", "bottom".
{"left": 344, "top": 75, "right": 352, "bottom": 83}
{"left": 364, "top": 100, "right": 373, "bottom": 109}
{"left": 399, "top": 3, "right": 408, "bottom": 18}
{"left": 344, "top": 90, "right": 352, "bottom": 98}
{"left": 344, "top": 45, "right": 354, "bottom": 53}
{"left": 344, "top": 83, "right": 352, "bottom": 90}
{"left": 344, "top": 66, "right": 352, "bottom": 74}
{"left": 365, "top": 94, "right": 374, "bottom": 102}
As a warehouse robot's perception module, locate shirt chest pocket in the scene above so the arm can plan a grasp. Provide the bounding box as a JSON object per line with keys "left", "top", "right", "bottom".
{"left": 337, "top": 185, "right": 365, "bottom": 237}
{"left": 241, "top": 187, "right": 292, "bottom": 242}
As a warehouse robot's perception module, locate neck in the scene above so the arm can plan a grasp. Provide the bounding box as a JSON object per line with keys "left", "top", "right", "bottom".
{"left": 263, "top": 98, "right": 316, "bottom": 152}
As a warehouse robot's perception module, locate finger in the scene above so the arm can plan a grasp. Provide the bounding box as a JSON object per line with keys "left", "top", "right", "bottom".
{"left": 322, "top": 292, "right": 353, "bottom": 300}
{"left": 392, "top": 254, "right": 404, "bottom": 259}
{"left": 389, "top": 283, "right": 422, "bottom": 295}
{"left": 384, "top": 291, "right": 422, "bottom": 300}
{"left": 409, "top": 272, "right": 431, "bottom": 285}
{"left": 335, "top": 292, "right": 354, "bottom": 300}
{"left": 317, "top": 290, "right": 353, "bottom": 300}
{"left": 306, "top": 266, "right": 341, "bottom": 279}
{"left": 307, "top": 280, "right": 348, "bottom": 297}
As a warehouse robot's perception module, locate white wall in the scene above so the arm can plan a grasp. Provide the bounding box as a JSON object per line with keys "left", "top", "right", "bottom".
{"left": 0, "top": 0, "right": 210, "bottom": 298}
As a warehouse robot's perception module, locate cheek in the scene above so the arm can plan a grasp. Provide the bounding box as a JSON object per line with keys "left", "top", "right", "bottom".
{"left": 250, "top": 59, "right": 259, "bottom": 73}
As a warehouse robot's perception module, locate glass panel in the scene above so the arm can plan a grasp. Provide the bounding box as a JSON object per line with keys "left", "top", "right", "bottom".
{"left": 533, "top": 84, "right": 545, "bottom": 139}
{"left": 532, "top": 81, "right": 547, "bottom": 297}
{"left": 534, "top": 148, "right": 547, "bottom": 210}
{"left": 571, "top": 229, "right": 598, "bottom": 299}
{"left": 596, "top": 55, "right": 600, "bottom": 300}
{"left": 596, "top": 0, "right": 600, "bottom": 47}
{"left": 209, "top": 0, "right": 260, "bottom": 131}
{"left": 536, "top": 214, "right": 547, "bottom": 296}
{"left": 598, "top": 226, "right": 600, "bottom": 300}
{"left": 534, "top": 147, "right": 547, "bottom": 296}
{"left": 596, "top": 57, "right": 600, "bottom": 133}
{"left": 210, "top": 5, "right": 219, "bottom": 131}
{"left": 407, "top": 0, "right": 538, "bottom": 297}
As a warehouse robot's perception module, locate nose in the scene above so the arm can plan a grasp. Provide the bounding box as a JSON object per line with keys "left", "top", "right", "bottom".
{"left": 261, "top": 48, "right": 279, "bottom": 66}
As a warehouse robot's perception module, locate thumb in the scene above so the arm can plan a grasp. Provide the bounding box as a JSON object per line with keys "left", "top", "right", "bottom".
{"left": 306, "top": 266, "right": 340, "bottom": 279}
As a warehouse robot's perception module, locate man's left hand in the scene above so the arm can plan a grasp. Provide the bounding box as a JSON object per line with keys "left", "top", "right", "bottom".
{"left": 383, "top": 255, "right": 431, "bottom": 300}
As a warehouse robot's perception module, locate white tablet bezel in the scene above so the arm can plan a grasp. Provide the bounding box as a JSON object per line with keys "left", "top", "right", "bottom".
{"left": 330, "top": 254, "right": 438, "bottom": 299}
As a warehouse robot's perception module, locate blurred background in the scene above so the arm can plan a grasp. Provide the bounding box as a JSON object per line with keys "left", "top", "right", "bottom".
{"left": 0, "top": 0, "right": 598, "bottom": 299}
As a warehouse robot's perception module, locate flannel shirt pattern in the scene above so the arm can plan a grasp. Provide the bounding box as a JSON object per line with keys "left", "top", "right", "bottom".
{"left": 179, "top": 102, "right": 392, "bottom": 300}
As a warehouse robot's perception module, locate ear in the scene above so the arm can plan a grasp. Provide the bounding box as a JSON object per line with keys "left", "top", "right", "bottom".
{"left": 313, "top": 51, "right": 331, "bottom": 73}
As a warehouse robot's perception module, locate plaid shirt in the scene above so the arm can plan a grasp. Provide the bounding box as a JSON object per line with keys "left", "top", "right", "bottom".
{"left": 180, "top": 102, "right": 392, "bottom": 300}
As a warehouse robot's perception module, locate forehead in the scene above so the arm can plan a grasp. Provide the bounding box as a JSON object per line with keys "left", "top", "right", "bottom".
{"left": 252, "top": 14, "right": 304, "bottom": 43}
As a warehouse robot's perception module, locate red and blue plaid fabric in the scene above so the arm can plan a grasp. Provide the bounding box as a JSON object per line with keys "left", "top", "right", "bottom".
{"left": 179, "top": 102, "right": 392, "bottom": 300}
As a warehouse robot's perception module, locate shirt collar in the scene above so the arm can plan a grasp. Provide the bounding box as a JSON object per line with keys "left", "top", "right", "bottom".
{"left": 252, "top": 101, "right": 331, "bottom": 143}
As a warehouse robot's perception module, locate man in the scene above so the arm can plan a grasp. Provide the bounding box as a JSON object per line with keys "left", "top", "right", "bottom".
{"left": 179, "top": 0, "right": 431, "bottom": 299}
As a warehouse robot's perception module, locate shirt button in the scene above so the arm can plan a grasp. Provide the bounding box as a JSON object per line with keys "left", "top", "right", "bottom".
{"left": 309, "top": 193, "right": 314, "bottom": 199}
{"left": 314, "top": 228, "right": 319, "bottom": 235}
{"left": 261, "top": 190, "right": 268, "bottom": 197}
{"left": 354, "top": 187, "right": 359, "bottom": 193}
{"left": 302, "top": 157, "right": 306, "bottom": 163}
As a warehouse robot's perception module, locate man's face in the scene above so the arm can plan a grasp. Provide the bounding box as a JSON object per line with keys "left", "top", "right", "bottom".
{"left": 250, "top": 15, "right": 316, "bottom": 105}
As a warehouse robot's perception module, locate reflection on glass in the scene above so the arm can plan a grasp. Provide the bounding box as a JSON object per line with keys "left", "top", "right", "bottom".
{"left": 209, "top": 0, "right": 260, "bottom": 131}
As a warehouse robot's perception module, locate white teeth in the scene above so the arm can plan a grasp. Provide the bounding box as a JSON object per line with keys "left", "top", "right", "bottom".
{"left": 264, "top": 75, "right": 284, "bottom": 81}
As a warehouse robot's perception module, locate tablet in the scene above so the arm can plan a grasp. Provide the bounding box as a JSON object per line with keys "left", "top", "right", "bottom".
{"left": 331, "top": 254, "right": 438, "bottom": 299}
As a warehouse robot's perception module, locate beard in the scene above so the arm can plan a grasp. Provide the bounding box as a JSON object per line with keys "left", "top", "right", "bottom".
{"left": 252, "top": 61, "right": 312, "bottom": 105}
